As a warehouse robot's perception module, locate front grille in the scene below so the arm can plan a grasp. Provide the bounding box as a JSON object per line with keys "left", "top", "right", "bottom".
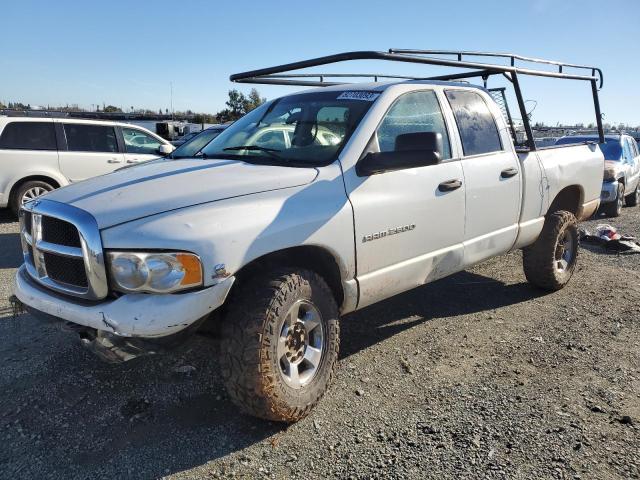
{"left": 42, "top": 216, "right": 81, "bottom": 247}
{"left": 20, "top": 200, "right": 106, "bottom": 299}
{"left": 43, "top": 252, "right": 88, "bottom": 288}
{"left": 23, "top": 211, "right": 32, "bottom": 235}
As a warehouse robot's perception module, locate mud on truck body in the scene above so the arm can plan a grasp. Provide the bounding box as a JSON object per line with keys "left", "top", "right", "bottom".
{"left": 14, "top": 49, "right": 606, "bottom": 421}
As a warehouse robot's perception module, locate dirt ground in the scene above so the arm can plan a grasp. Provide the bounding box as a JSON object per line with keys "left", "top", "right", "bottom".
{"left": 0, "top": 206, "right": 639, "bottom": 480}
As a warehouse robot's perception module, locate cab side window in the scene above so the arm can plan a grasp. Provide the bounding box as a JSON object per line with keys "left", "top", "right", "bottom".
{"left": 622, "top": 139, "right": 634, "bottom": 163}
{"left": 445, "top": 90, "right": 502, "bottom": 156}
{"left": 64, "top": 124, "right": 118, "bottom": 153}
{"left": 376, "top": 90, "right": 451, "bottom": 159}
{"left": 0, "top": 122, "right": 57, "bottom": 150}
{"left": 122, "top": 127, "right": 163, "bottom": 155}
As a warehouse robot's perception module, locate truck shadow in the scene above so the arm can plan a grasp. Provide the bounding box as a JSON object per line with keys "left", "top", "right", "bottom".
{"left": 340, "top": 270, "right": 548, "bottom": 358}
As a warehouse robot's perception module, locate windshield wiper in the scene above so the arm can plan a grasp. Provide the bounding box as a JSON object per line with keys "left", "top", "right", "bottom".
{"left": 223, "top": 145, "right": 284, "bottom": 160}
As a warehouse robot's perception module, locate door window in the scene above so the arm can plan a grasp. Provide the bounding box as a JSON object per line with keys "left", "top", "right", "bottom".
{"left": 122, "top": 127, "right": 163, "bottom": 155}
{"left": 64, "top": 124, "right": 118, "bottom": 152}
{"left": 376, "top": 90, "right": 451, "bottom": 159}
{"left": 622, "top": 138, "right": 634, "bottom": 163}
{"left": 0, "top": 122, "right": 57, "bottom": 150}
{"left": 445, "top": 90, "right": 503, "bottom": 156}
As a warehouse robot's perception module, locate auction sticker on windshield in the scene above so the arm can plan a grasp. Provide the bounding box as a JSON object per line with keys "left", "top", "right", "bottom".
{"left": 337, "top": 91, "right": 381, "bottom": 101}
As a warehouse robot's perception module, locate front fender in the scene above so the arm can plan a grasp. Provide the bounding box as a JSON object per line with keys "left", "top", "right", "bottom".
{"left": 100, "top": 164, "right": 356, "bottom": 289}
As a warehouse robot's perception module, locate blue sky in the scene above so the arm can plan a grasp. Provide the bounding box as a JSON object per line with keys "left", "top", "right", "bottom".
{"left": 1, "top": 0, "right": 638, "bottom": 125}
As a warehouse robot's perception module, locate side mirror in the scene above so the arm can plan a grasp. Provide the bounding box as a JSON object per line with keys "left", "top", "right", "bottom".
{"left": 357, "top": 132, "right": 443, "bottom": 176}
{"left": 158, "top": 144, "right": 174, "bottom": 155}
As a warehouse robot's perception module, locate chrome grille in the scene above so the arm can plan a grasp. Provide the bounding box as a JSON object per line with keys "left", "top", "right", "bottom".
{"left": 20, "top": 200, "right": 108, "bottom": 300}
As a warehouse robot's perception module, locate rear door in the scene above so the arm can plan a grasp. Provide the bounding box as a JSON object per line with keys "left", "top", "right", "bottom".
{"left": 121, "top": 126, "right": 166, "bottom": 164}
{"left": 344, "top": 89, "right": 466, "bottom": 308}
{"left": 444, "top": 89, "right": 521, "bottom": 266}
{"left": 57, "top": 122, "right": 124, "bottom": 182}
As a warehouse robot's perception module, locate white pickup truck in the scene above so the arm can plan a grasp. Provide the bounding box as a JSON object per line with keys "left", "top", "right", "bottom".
{"left": 13, "top": 50, "right": 605, "bottom": 422}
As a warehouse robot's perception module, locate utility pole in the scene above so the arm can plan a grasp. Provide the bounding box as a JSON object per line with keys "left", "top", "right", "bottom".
{"left": 170, "top": 82, "right": 174, "bottom": 121}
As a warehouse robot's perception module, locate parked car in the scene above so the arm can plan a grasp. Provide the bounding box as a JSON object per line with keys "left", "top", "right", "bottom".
{"left": 169, "top": 125, "right": 229, "bottom": 158}
{"left": 555, "top": 134, "right": 640, "bottom": 216}
{"left": 170, "top": 130, "right": 201, "bottom": 147}
{"left": 0, "top": 117, "right": 175, "bottom": 214}
{"left": 14, "top": 50, "right": 604, "bottom": 423}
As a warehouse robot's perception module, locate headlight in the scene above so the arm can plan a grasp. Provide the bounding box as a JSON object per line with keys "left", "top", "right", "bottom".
{"left": 107, "top": 251, "right": 203, "bottom": 293}
{"left": 603, "top": 164, "right": 617, "bottom": 182}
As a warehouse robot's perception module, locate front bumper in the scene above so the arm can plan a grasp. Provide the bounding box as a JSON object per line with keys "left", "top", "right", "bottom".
{"left": 14, "top": 265, "right": 234, "bottom": 339}
{"left": 600, "top": 180, "right": 619, "bottom": 204}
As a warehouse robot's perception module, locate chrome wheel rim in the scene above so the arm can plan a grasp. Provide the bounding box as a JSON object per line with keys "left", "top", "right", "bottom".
{"left": 555, "top": 229, "right": 575, "bottom": 272}
{"left": 21, "top": 186, "right": 49, "bottom": 204}
{"left": 617, "top": 187, "right": 624, "bottom": 212}
{"left": 277, "top": 299, "right": 324, "bottom": 389}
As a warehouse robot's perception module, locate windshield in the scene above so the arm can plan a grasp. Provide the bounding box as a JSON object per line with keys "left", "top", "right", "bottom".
{"left": 200, "top": 90, "right": 377, "bottom": 167}
{"left": 171, "top": 128, "right": 225, "bottom": 158}
{"left": 555, "top": 136, "right": 622, "bottom": 161}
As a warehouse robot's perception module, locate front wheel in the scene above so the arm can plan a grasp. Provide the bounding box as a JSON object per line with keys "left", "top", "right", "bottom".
{"left": 523, "top": 211, "right": 579, "bottom": 291}
{"left": 603, "top": 183, "right": 624, "bottom": 217}
{"left": 625, "top": 184, "right": 639, "bottom": 207}
{"left": 219, "top": 268, "right": 340, "bottom": 422}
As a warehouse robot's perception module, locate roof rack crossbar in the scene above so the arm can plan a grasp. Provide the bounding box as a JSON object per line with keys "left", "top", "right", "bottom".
{"left": 230, "top": 49, "right": 606, "bottom": 148}
{"left": 388, "top": 49, "right": 603, "bottom": 88}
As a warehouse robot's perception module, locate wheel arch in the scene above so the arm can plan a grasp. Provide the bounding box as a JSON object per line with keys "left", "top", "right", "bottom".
{"left": 8, "top": 174, "right": 63, "bottom": 202}
{"left": 232, "top": 245, "right": 345, "bottom": 308}
{"left": 548, "top": 185, "right": 583, "bottom": 217}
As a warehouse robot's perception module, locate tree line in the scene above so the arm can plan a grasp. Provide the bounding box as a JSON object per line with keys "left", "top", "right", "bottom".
{"left": 0, "top": 88, "right": 266, "bottom": 124}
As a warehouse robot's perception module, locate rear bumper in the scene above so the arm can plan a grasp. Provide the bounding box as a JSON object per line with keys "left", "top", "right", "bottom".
{"left": 14, "top": 265, "right": 234, "bottom": 339}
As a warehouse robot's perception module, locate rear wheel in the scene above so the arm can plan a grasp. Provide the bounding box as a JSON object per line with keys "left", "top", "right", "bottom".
{"left": 603, "top": 183, "right": 624, "bottom": 217}
{"left": 625, "top": 184, "right": 639, "bottom": 207}
{"left": 523, "top": 211, "right": 579, "bottom": 291}
{"left": 219, "top": 268, "right": 340, "bottom": 422}
{"left": 10, "top": 180, "right": 55, "bottom": 216}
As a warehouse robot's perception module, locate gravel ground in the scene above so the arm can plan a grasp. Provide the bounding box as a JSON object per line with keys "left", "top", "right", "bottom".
{"left": 0, "top": 206, "right": 639, "bottom": 480}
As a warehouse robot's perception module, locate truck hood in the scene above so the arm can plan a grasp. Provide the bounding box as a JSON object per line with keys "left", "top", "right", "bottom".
{"left": 44, "top": 158, "right": 319, "bottom": 229}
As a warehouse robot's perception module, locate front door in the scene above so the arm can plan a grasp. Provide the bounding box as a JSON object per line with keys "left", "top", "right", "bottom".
{"left": 57, "top": 122, "right": 124, "bottom": 182}
{"left": 344, "top": 89, "right": 466, "bottom": 309}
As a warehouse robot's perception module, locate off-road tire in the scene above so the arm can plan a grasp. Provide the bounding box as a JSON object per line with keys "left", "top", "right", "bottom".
{"left": 10, "top": 180, "right": 55, "bottom": 216}
{"left": 219, "top": 268, "right": 340, "bottom": 422}
{"left": 603, "top": 183, "right": 624, "bottom": 217}
{"left": 625, "top": 184, "right": 639, "bottom": 207}
{"left": 523, "top": 211, "right": 579, "bottom": 291}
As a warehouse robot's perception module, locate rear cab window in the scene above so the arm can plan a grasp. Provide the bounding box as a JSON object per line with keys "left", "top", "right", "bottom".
{"left": 445, "top": 90, "right": 503, "bottom": 156}
{"left": 63, "top": 124, "right": 118, "bottom": 153}
{"left": 0, "top": 121, "right": 57, "bottom": 150}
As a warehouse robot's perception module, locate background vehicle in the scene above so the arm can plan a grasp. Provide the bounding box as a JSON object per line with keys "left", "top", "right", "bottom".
{"left": 555, "top": 134, "right": 640, "bottom": 216}
{"left": 169, "top": 125, "right": 229, "bottom": 158}
{"left": 170, "top": 130, "right": 200, "bottom": 147}
{"left": 14, "top": 49, "right": 605, "bottom": 423}
{"left": 0, "top": 117, "right": 174, "bottom": 214}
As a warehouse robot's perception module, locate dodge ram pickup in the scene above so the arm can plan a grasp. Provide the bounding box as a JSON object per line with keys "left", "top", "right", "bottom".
{"left": 13, "top": 50, "right": 606, "bottom": 422}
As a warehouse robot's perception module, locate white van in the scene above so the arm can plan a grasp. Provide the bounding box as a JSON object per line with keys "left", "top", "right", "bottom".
{"left": 0, "top": 117, "right": 174, "bottom": 214}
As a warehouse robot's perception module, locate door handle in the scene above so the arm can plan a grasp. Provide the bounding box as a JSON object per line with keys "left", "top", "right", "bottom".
{"left": 107, "top": 158, "right": 122, "bottom": 164}
{"left": 126, "top": 159, "right": 139, "bottom": 164}
{"left": 501, "top": 167, "right": 519, "bottom": 178}
{"left": 438, "top": 179, "right": 463, "bottom": 192}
